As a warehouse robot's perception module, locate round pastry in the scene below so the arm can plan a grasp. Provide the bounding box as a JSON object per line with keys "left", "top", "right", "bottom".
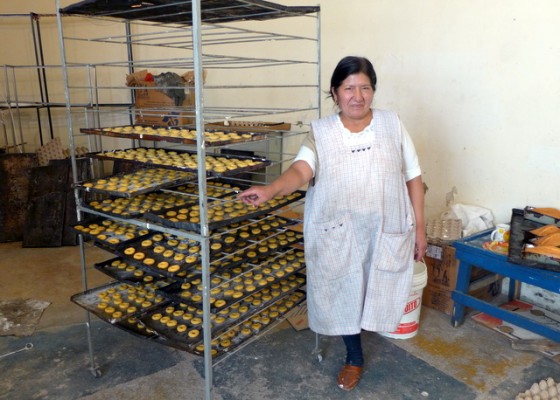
{"left": 124, "top": 247, "right": 135, "bottom": 255}
{"left": 163, "top": 249, "right": 174, "bottom": 258}
{"left": 168, "top": 264, "right": 181, "bottom": 273}
{"left": 215, "top": 299, "right": 226, "bottom": 308}
{"left": 97, "top": 302, "right": 108, "bottom": 309}
{"left": 104, "top": 306, "right": 116, "bottom": 314}
{"left": 166, "top": 319, "right": 178, "bottom": 328}
{"left": 160, "top": 316, "right": 171, "bottom": 324}
{"left": 220, "top": 339, "right": 231, "bottom": 349}
{"left": 133, "top": 252, "right": 146, "bottom": 260}
{"left": 177, "top": 324, "right": 187, "bottom": 333}
{"left": 141, "top": 239, "right": 153, "bottom": 247}
{"left": 153, "top": 245, "right": 165, "bottom": 254}
{"left": 143, "top": 258, "right": 155, "bottom": 266}
{"left": 157, "top": 261, "right": 169, "bottom": 270}
{"left": 191, "top": 317, "right": 202, "bottom": 326}
{"left": 188, "top": 329, "right": 200, "bottom": 339}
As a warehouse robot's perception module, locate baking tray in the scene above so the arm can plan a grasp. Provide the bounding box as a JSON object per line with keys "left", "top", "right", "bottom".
{"left": 70, "top": 281, "right": 171, "bottom": 324}
{"left": 81, "top": 190, "right": 197, "bottom": 219}
{"left": 143, "top": 190, "right": 305, "bottom": 233}
{"left": 114, "top": 229, "right": 252, "bottom": 281}
{"left": 508, "top": 208, "right": 560, "bottom": 271}
{"left": 157, "top": 249, "right": 306, "bottom": 311}
{"left": 75, "top": 167, "right": 196, "bottom": 198}
{"left": 60, "top": 0, "right": 319, "bottom": 26}
{"left": 69, "top": 217, "right": 152, "bottom": 250}
{"left": 205, "top": 121, "right": 291, "bottom": 133}
{"left": 524, "top": 206, "right": 560, "bottom": 227}
{"left": 94, "top": 256, "right": 175, "bottom": 287}
{"left": 195, "top": 289, "right": 307, "bottom": 358}
{"left": 141, "top": 286, "right": 306, "bottom": 356}
{"left": 91, "top": 147, "right": 271, "bottom": 178}
{"left": 81, "top": 125, "right": 268, "bottom": 147}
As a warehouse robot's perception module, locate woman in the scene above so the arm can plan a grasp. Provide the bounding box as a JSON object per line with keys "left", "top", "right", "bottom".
{"left": 238, "top": 56, "right": 427, "bottom": 391}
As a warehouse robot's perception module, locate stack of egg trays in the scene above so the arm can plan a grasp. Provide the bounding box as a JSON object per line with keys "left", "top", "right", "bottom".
{"left": 156, "top": 248, "right": 306, "bottom": 313}
{"left": 113, "top": 215, "right": 303, "bottom": 282}
{"left": 74, "top": 168, "right": 197, "bottom": 198}
{"left": 70, "top": 280, "right": 172, "bottom": 338}
{"left": 69, "top": 217, "right": 152, "bottom": 252}
{"left": 143, "top": 190, "right": 306, "bottom": 233}
{"left": 141, "top": 281, "right": 306, "bottom": 355}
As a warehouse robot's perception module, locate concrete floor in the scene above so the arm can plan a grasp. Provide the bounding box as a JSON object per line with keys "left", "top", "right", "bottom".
{"left": 1, "top": 240, "right": 560, "bottom": 400}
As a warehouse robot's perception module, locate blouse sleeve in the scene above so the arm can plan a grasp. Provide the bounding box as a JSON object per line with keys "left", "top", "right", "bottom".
{"left": 401, "top": 121, "right": 422, "bottom": 182}
{"left": 292, "top": 129, "right": 318, "bottom": 177}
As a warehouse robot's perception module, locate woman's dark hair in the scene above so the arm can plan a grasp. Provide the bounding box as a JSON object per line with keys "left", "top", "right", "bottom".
{"left": 329, "top": 56, "right": 377, "bottom": 100}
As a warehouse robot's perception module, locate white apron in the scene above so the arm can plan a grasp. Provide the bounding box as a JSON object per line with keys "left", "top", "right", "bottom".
{"left": 304, "top": 110, "right": 416, "bottom": 335}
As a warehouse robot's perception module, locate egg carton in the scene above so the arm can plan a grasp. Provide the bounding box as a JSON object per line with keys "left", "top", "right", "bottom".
{"left": 516, "top": 377, "right": 560, "bottom": 399}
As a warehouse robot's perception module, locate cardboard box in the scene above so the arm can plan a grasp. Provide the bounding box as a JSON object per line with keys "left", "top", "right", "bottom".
{"left": 424, "top": 242, "right": 490, "bottom": 291}
{"left": 133, "top": 82, "right": 194, "bottom": 127}
{"left": 421, "top": 278, "right": 502, "bottom": 316}
{"left": 127, "top": 70, "right": 201, "bottom": 127}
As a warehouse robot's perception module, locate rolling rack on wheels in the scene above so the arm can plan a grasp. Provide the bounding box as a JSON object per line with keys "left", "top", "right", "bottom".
{"left": 55, "top": 1, "right": 321, "bottom": 399}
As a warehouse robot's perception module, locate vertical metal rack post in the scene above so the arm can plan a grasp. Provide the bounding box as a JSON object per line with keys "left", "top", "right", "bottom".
{"left": 56, "top": 2, "right": 320, "bottom": 399}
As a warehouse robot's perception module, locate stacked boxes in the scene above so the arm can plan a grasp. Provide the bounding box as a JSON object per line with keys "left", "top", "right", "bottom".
{"left": 422, "top": 241, "right": 503, "bottom": 315}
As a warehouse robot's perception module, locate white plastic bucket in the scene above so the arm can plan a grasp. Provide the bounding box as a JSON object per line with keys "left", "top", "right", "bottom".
{"left": 379, "top": 261, "right": 428, "bottom": 339}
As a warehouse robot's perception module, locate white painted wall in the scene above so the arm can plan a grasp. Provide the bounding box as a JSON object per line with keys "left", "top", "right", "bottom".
{"left": 2, "top": 0, "right": 558, "bottom": 222}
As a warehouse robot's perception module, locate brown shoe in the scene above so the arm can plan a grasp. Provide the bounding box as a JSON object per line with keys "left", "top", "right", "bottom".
{"left": 337, "top": 364, "right": 363, "bottom": 391}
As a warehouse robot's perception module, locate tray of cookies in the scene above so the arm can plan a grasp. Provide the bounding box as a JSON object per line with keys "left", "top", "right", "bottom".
{"left": 143, "top": 191, "right": 305, "bottom": 233}
{"left": 91, "top": 147, "right": 271, "bottom": 177}
{"left": 70, "top": 281, "right": 171, "bottom": 324}
{"left": 115, "top": 230, "right": 250, "bottom": 281}
{"left": 113, "top": 315, "right": 160, "bottom": 339}
{"left": 75, "top": 168, "right": 196, "bottom": 198}
{"left": 194, "top": 290, "right": 306, "bottom": 358}
{"left": 140, "top": 303, "right": 206, "bottom": 351}
{"left": 70, "top": 217, "right": 152, "bottom": 250}
{"left": 81, "top": 125, "right": 269, "bottom": 147}
{"left": 81, "top": 190, "right": 197, "bottom": 219}
{"left": 157, "top": 249, "right": 306, "bottom": 312}
{"left": 140, "top": 285, "right": 306, "bottom": 356}
{"left": 94, "top": 257, "right": 176, "bottom": 287}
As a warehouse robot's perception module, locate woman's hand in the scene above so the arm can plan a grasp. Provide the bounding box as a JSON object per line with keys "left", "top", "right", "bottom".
{"left": 237, "top": 186, "right": 274, "bottom": 207}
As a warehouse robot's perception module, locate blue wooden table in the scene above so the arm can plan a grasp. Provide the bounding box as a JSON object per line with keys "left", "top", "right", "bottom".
{"left": 451, "top": 229, "right": 560, "bottom": 342}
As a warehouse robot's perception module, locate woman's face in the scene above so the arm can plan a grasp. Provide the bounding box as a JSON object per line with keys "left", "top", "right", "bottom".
{"left": 332, "top": 72, "right": 374, "bottom": 121}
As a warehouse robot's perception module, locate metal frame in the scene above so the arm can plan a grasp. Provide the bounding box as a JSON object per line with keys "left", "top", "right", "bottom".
{"left": 56, "top": 1, "right": 320, "bottom": 399}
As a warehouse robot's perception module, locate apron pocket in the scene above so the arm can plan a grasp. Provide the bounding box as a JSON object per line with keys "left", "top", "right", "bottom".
{"left": 308, "top": 214, "right": 360, "bottom": 281}
{"left": 374, "top": 227, "right": 415, "bottom": 273}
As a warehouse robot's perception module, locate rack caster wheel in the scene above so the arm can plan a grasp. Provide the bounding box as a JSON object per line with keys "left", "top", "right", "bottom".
{"left": 452, "top": 320, "right": 460, "bottom": 328}
{"left": 312, "top": 348, "right": 323, "bottom": 363}
{"left": 90, "top": 367, "right": 102, "bottom": 378}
